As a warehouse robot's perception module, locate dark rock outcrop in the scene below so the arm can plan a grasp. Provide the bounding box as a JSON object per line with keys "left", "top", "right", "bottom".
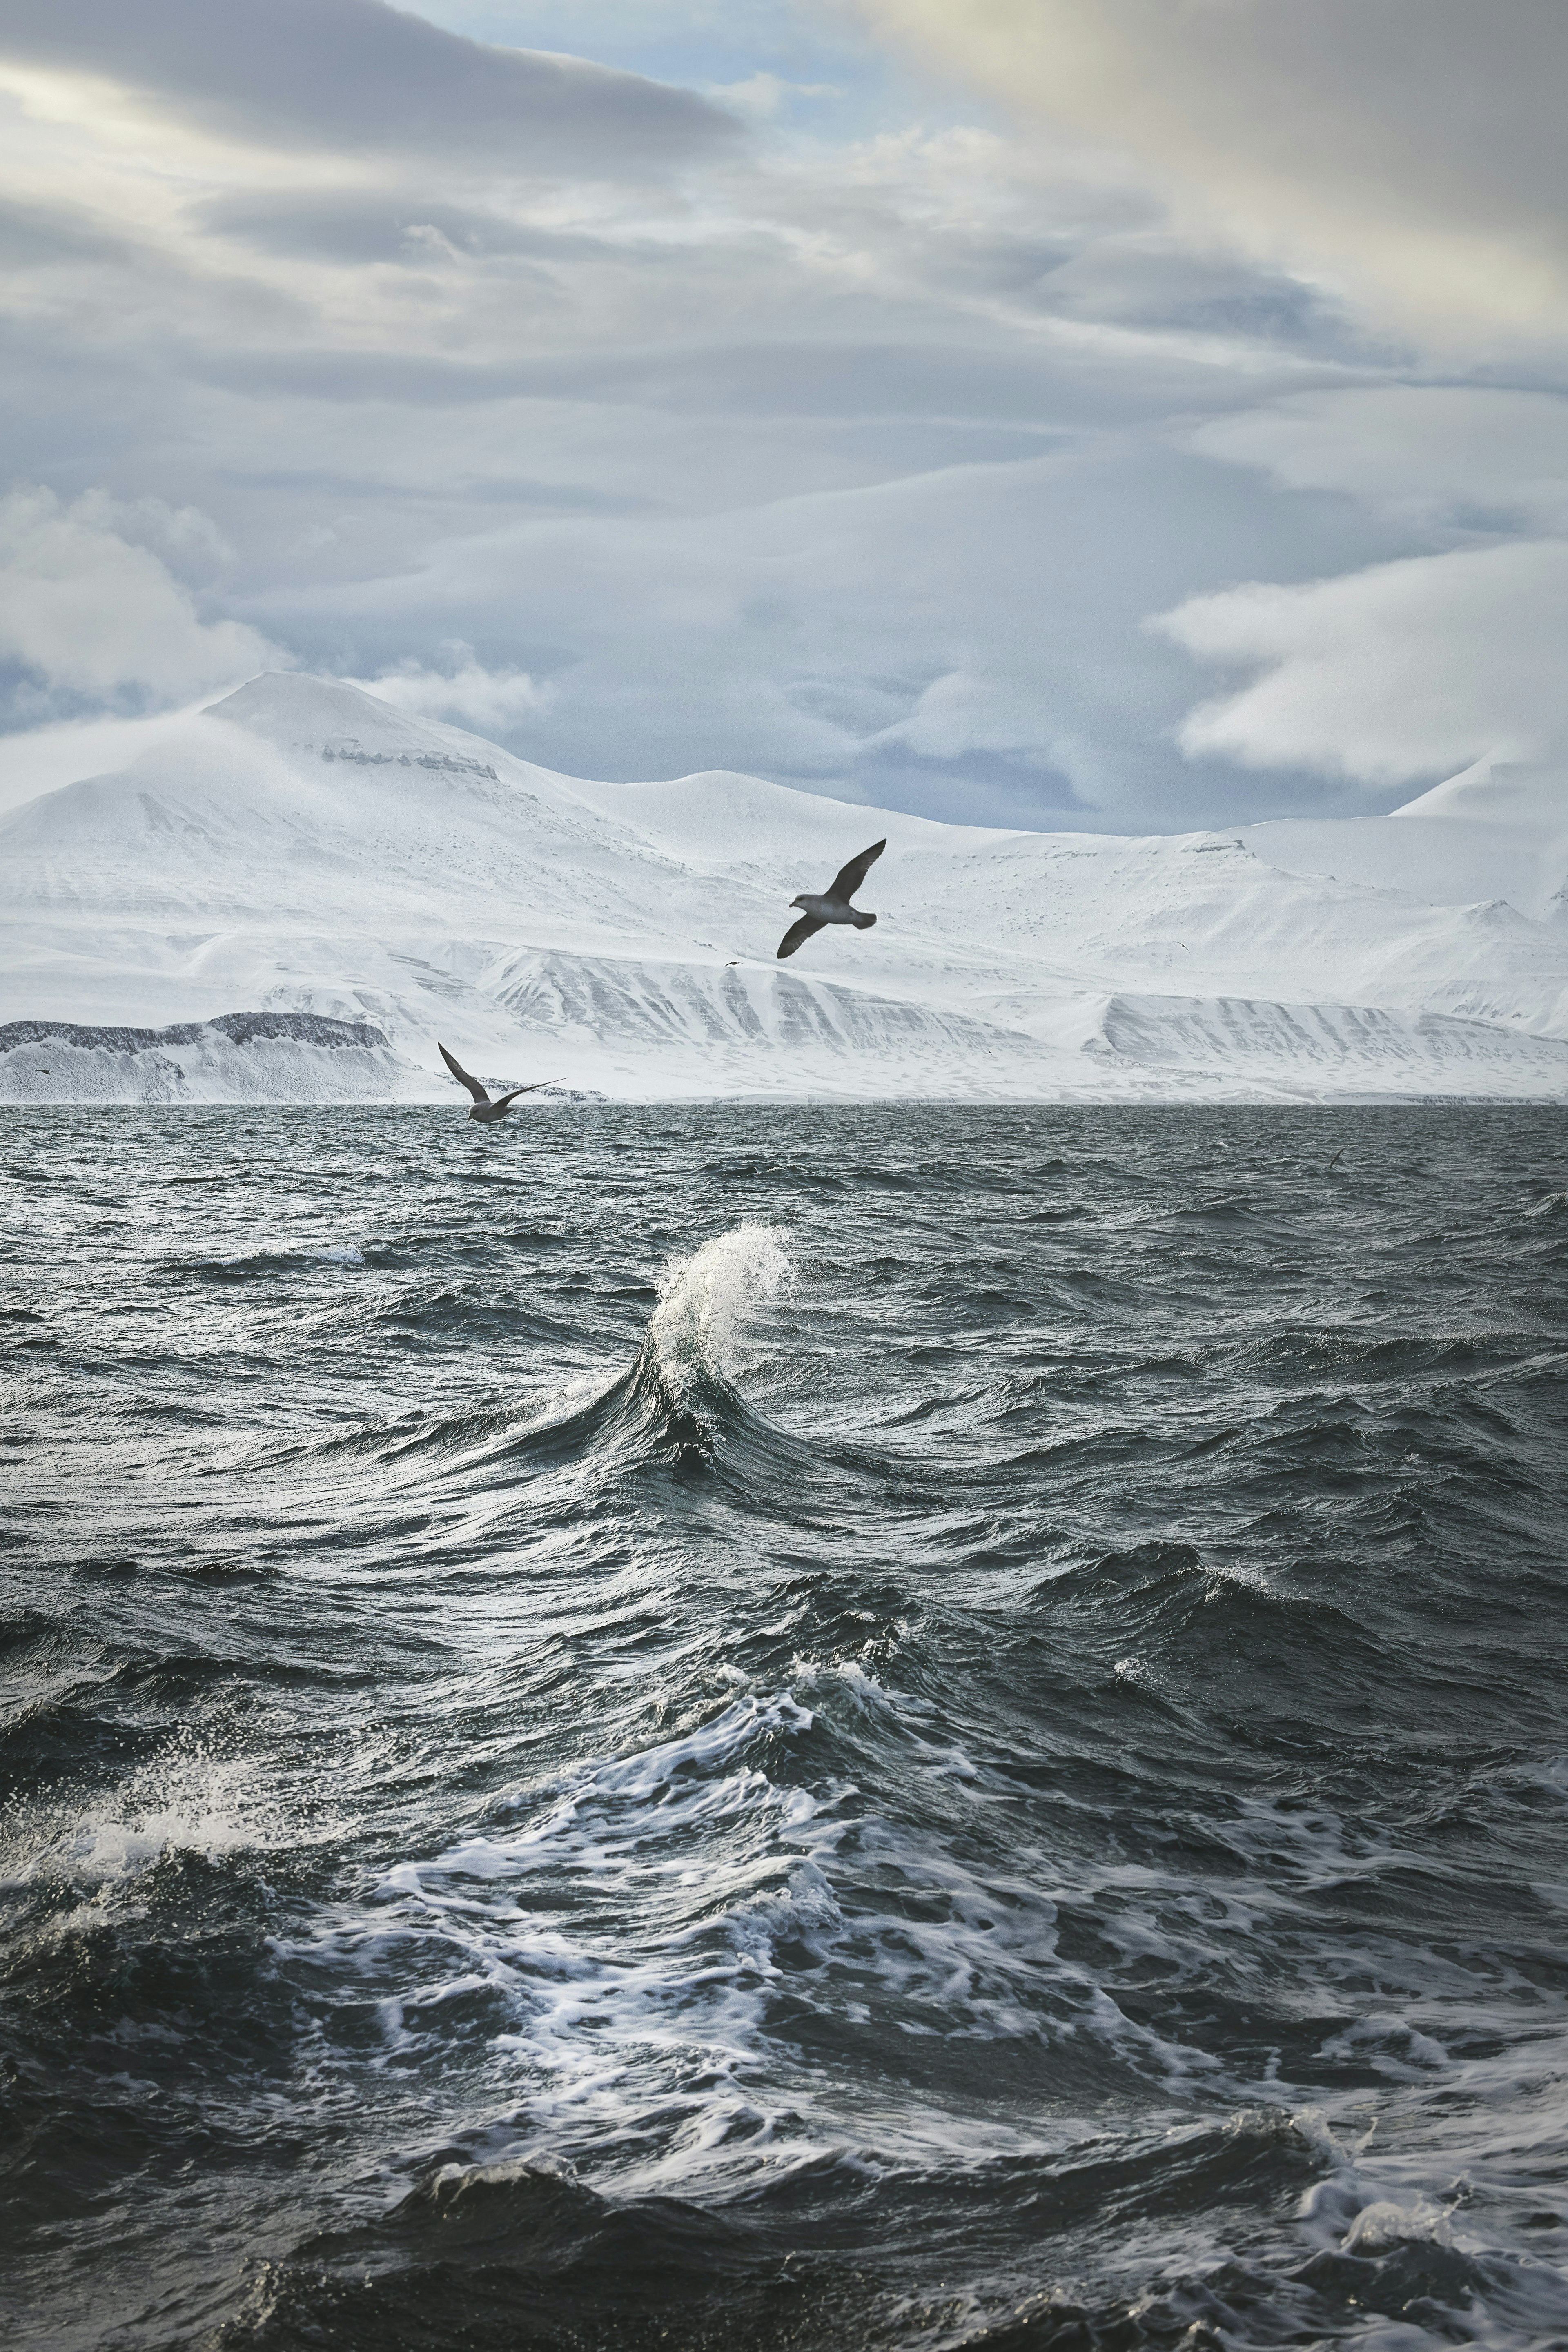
{"left": 0, "top": 1012, "right": 388, "bottom": 1054}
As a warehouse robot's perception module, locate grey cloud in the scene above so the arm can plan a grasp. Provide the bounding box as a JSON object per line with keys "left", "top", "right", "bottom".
{"left": 192, "top": 192, "right": 567, "bottom": 265}
{"left": 0, "top": 0, "right": 739, "bottom": 173}
{"left": 1187, "top": 388, "right": 1568, "bottom": 535}
{"left": 192, "top": 191, "right": 660, "bottom": 269}
{"left": 1040, "top": 244, "right": 1345, "bottom": 346}
{"left": 225, "top": 466, "right": 652, "bottom": 517}
{"left": 858, "top": 742, "right": 1090, "bottom": 827}
{"left": 852, "top": 0, "right": 1568, "bottom": 341}
{"left": 184, "top": 334, "right": 1332, "bottom": 428}
{"left": 184, "top": 348, "right": 522, "bottom": 409}
{"left": 0, "top": 198, "right": 134, "bottom": 270}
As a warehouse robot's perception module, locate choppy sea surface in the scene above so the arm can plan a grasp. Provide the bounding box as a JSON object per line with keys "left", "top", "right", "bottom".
{"left": 4, "top": 1104, "right": 1568, "bottom": 2352}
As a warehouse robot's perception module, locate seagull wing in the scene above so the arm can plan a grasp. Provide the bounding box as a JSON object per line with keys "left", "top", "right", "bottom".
{"left": 777, "top": 913, "right": 826, "bottom": 960}
{"left": 439, "top": 1042, "right": 491, "bottom": 1105}
{"left": 826, "top": 837, "right": 886, "bottom": 905}
{"left": 492, "top": 1083, "right": 553, "bottom": 1109}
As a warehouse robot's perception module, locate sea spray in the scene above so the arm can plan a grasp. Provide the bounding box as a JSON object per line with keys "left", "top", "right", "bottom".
{"left": 647, "top": 1222, "right": 793, "bottom": 1406}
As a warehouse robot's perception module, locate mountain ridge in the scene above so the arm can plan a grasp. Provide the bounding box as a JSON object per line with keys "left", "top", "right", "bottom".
{"left": 1, "top": 671, "right": 1564, "bottom": 1101}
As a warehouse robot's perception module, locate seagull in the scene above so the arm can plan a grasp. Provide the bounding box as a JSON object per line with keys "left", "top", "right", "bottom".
{"left": 777, "top": 839, "right": 886, "bottom": 960}
{"left": 1326, "top": 1147, "right": 1345, "bottom": 1174}
{"left": 438, "top": 1042, "right": 551, "bottom": 1124}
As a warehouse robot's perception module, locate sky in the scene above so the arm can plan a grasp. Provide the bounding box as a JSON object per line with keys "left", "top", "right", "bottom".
{"left": 2, "top": 0, "right": 1567, "bottom": 833}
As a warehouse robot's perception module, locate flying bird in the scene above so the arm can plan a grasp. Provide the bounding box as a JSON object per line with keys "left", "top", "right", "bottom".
{"left": 438, "top": 1042, "right": 551, "bottom": 1124}
{"left": 777, "top": 839, "right": 886, "bottom": 960}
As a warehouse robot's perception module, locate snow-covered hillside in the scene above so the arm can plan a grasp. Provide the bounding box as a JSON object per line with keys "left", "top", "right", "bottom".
{"left": 1, "top": 672, "right": 1565, "bottom": 1101}
{"left": 0, "top": 1012, "right": 406, "bottom": 1105}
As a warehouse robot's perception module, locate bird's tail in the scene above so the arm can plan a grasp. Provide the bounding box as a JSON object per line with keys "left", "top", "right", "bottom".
{"left": 852, "top": 910, "right": 877, "bottom": 929}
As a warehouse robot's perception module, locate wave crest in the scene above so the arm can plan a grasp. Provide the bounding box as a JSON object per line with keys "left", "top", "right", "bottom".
{"left": 647, "top": 1223, "right": 792, "bottom": 1408}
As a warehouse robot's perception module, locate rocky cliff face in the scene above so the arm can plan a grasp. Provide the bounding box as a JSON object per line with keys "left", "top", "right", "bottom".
{"left": 0, "top": 1012, "right": 413, "bottom": 1104}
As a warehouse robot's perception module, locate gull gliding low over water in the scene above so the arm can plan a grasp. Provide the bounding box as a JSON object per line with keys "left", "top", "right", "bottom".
{"left": 776, "top": 839, "right": 886, "bottom": 960}
{"left": 438, "top": 1042, "right": 551, "bottom": 1123}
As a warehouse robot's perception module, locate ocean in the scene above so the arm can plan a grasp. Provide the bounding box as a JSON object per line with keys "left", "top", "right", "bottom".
{"left": 3, "top": 1102, "right": 1568, "bottom": 2352}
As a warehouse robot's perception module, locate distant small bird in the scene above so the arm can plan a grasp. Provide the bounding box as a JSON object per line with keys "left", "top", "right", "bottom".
{"left": 1326, "top": 1147, "right": 1345, "bottom": 1174}
{"left": 777, "top": 839, "right": 886, "bottom": 960}
{"left": 439, "top": 1042, "right": 550, "bottom": 1124}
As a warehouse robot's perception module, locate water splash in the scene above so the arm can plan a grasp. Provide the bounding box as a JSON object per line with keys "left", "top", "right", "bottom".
{"left": 646, "top": 1223, "right": 792, "bottom": 1406}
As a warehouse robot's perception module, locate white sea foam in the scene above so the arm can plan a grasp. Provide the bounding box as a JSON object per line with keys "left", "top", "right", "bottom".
{"left": 273, "top": 1654, "right": 1256, "bottom": 2204}
{"left": 1344, "top": 2198, "right": 1457, "bottom": 2252}
{"left": 0, "top": 1734, "right": 325, "bottom": 1904}
{"left": 647, "top": 1222, "right": 792, "bottom": 1401}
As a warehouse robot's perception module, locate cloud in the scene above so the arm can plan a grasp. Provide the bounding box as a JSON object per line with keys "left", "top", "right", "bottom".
{"left": 0, "top": 0, "right": 738, "bottom": 172}
{"left": 1152, "top": 540, "right": 1568, "bottom": 785}
{"left": 252, "top": 432, "right": 1401, "bottom": 824}
{"left": 192, "top": 191, "right": 565, "bottom": 266}
{"left": 0, "top": 194, "right": 131, "bottom": 270}
{"left": 1147, "top": 384, "right": 1568, "bottom": 793}
{"left": 706, "top": 73, "right": 841, "bottom": 120}
{"left": 0, "top": 702, "right": 212, "bottom": 817}
{"left": 0, "top": 0, "right": 1526, "bottom": 829}
{"left": 1186, "top": 387, "right": 1568, "bottom": 533}
{"left": 845, "top": 0, "right": 1568, "bottom": 340}
{"left": 354, "top": 645, "right": 553, "bottom": 733}
{"left": 0, "top": 486, "right": 282, "bottom": 721}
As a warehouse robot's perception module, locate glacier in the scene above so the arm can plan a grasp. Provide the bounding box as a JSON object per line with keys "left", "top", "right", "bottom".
{"left": 1, "top": 671, "right": 1564, "bottom": 1102}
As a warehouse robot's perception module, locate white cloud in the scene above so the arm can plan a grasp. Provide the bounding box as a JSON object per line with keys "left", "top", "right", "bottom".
{"left": 0, "top": 700, "right": 212, "bottom": 815}
{"left": 0, "top": 486, "right": 282, "bottom": 718}
{"left": 871, "top": 666, "right": 1082, "bottom": 769}
{"left": 1152, "top": 541, "right": 1568, "bottom": 786}
{"left": 355, "top": 646, "right": 553, "bottom": 733}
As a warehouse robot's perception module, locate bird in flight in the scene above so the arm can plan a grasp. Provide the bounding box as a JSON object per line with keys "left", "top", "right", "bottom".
{"left": 438, "top": 1042, "right": 551, "bottom": 1124}
{"left": 777, "top": 839, "right": 886, "bottom": 960}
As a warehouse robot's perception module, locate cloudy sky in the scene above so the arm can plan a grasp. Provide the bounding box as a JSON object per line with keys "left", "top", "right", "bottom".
{"left": 2, "top": 0, "right": 1566, "bottom": 830}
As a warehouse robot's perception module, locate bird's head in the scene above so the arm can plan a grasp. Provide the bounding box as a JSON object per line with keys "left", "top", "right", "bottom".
{"left": 790, "top": 893, "right": 808, "bottom": 909}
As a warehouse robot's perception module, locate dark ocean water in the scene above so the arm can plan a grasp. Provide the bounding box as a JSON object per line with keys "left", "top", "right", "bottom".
{"left": 4, "top": 1103, "right": 1568, "bottom": 2352}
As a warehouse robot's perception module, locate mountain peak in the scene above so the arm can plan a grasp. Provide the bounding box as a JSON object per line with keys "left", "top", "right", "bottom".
{"left": 203, "top": 671, "right": 456, "bottom": 759}
{"left": 1393, "top": 755, "right": 1566, "bottom": 830}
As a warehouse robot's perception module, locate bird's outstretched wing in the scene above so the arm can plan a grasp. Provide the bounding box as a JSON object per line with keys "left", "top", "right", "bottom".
{"left": 777, "top": 913, "right": 826, "bottom": 960}
{"left": 492, "top": 1083, "right": 553, "bottom": 1109}
{"left": 439, "top": 1042, "right": 491, "bottom": 1104}
{"left": 826, "top": 838, "right": 886, "bottom": 905}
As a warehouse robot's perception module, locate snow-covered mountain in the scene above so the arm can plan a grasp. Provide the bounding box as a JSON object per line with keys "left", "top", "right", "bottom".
{"left": 1, "top": 672, "right": 1565, "bottom": 1101}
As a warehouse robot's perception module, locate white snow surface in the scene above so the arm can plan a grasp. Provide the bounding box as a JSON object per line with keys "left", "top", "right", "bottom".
{"left": 2, "top": 673, "right": 1566, "bottom": 1102}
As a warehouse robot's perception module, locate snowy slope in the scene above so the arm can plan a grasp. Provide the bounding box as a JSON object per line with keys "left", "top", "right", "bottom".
{"left": 1, "top": 671, "right": 1565, "bottom": 1101}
